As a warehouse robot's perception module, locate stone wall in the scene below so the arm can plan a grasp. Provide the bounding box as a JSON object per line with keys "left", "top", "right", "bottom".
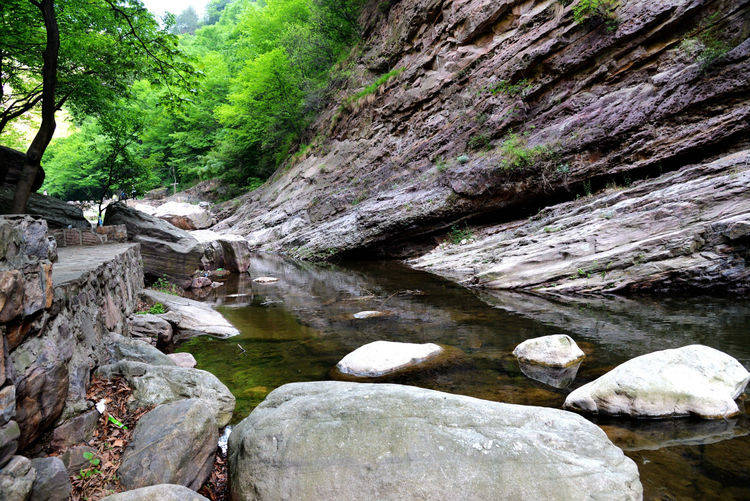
{"left": 0, "top": 215, "right": 143, "bottom": 459}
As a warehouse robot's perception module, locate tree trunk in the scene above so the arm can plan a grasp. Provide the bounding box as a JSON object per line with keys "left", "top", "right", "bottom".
{"left": 10, "top": 0, "right": 59, "bottom": 214}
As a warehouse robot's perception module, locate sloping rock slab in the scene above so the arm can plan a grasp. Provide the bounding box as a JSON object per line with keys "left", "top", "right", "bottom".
{"left": 154, "top": 201, "right": 214, "bottom": 231}
{"left": 105, "top": 333, "right": 176, "bottom": 366}
{"left": 104, "top": 202, "right": 204, "bottom": 281}
{"left": 228, "top": 382, "right": 642, "bottom": 500}
{"left": 513, "top": 334, "right": 585, "bottom": 367}
{"left": 96, "top": 360, "right": 235, "bottom": 427}
{"left": 335, "top": 341, "right": 444, "bottom": 378}
{"left": 100, "top": 484, "right": 209, "bottom": 501}
{"left": 0, "top": 186, "right": 89, "bottom": 230}
{"left": 565, "top": 345, "right": 750, "bottom": 419}
{"left": 119, "top": 399, "right": 217, "bottom": 490}
{"left": 141, "top": 289, "right": 239, "bottom": 340}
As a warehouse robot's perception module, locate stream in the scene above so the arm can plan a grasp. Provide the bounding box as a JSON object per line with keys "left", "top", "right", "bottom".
{"left": 177, "top": 254, "right": 750, "bottom": 500}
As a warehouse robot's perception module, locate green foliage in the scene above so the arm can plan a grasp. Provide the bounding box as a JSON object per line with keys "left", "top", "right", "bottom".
{"left": 78, "top": 451, "right": 102, "bottom": 479}
{"left": 344, "top": 67, "right": 405, "bottom": 108}
{"left": 152, "top": 277, "right": 181, "bottom": 295}
{"left": 571, "top": 0, "right": 619, "bottom": 30}
{"left": 448, "top": 225, "right": 473, "bottom": 244}
{"left": 695, "top": 13, "right": 733, "bottom": 72}
{"left": 148, "top": 303, "right": 165, "bottom": 314}
{"left": 468, "top": 133, "right": 491, "bottom": 151}
{"left": 488, "top": 79, "right": 531, "bottom": 98}
{"left": 434, "top": 157, "right": 448, "bottom": 172}
{"left": 498, "top": 134, "right": 551, "bottom": 170}
{"left": 457, "top": 154, "right": 470, "bottom": 164}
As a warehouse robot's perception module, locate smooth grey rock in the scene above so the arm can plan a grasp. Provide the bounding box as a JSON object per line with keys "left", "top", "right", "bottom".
{"left": 96, "top": 361, "right": 235, "bottom": 427}
{"left": 565, "top": 345, "right": 750, "bottom": 419}
{"left": 119, "top": 399, "right": 217, "bottom": 490}
{"left": 513, "top": 334, "right": 585, "bottom": 368}
{"left": 141, "top": 289, "right": 239, "bottom": 340}
{"left": 100, "top": 484, "right": 209, "bottom": 501}
{"left": 104, "top": 202, "right": 204, "bottom": 281}
{"left": 228, "top": 382, "right": 642, "bottom": 500}
{"left": 51, "top": 409, "right": 99, "bottom": 449}
{"left": 30, "top": 457, "right": 71, "bottom": 501}
{"left": 105, "top": 333, "right": 176, "bottom": 366}
{"left": 128, "top": 313, "right": 173, "bottom": 346}
{"left": 0, "top": 421, "right": 19, "bottom": 468}
{"left": 167, "top": 352, "right": 197, "bottom": 368}
{"left": 0, "top": 455, "right": 35, "bottom": 501}
{"left": 335, "top": 340, "right": 444, "bottom": 377}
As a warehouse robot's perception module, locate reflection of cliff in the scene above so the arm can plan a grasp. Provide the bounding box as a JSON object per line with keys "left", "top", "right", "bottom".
{"left": 476, "top": 290, "right": 750, "bottom": 368}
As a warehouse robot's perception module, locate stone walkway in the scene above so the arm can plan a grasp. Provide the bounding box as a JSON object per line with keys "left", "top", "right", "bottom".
{"left": 52, "top": 243, "right": 140, "bottom": 286}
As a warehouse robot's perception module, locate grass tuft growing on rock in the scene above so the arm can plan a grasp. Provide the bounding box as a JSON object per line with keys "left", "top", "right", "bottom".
{"left": 499, "top": 134, "right": 552, "bottom": 170}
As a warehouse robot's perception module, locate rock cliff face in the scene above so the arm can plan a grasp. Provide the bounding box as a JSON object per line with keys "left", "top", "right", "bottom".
{"left": 216, "top": 0, "right": 750, "bottom": 293}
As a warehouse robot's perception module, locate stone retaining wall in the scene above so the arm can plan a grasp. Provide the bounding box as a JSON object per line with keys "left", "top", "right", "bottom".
{"left": 1, "top": 215, "right": 143, "bottom": 458}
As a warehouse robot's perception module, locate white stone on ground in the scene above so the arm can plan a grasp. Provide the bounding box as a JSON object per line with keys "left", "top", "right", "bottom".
{"left": 253, "top": 276, "right": 278, "bottom": 283}
{"left": 352, "top": 310, "right": 386, "bottom": 319}
{"left": 564, "top": 344, "right": 750, "bottom": 419}
{"left": 168, "top": 352, "right": 197, "bottom": 368}
{"left": 336, "top": 340, "right": 443, "bottom": 377}
{"left": 513, "top": 334, "right": 585, "bottom": 367}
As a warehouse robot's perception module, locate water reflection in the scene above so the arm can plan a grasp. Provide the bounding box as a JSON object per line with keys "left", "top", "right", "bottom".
{"left": 177, "top": 253, "right": 750, "bottom": 500}
{"left": 518, "top": 361, "right": 581, "bottom": 389}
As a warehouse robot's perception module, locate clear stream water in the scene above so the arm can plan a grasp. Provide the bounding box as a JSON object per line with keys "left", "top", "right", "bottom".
{"left": 177, "top": 254, "right": 750, "bottom": 500}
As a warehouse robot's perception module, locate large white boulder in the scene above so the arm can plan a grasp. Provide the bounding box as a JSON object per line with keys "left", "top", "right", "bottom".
{"left": 513, "top": 334, "right": 585, "bottom": 367}
{"left": 565, "top": 345, "right": 750, "bottom": 419}
{"left": 228, "top": 382, "right": 643, "bottom": 500}
{"left": 336, "top": 340, "right": 443, "bottom": 378}
{"left": 154, "top": 201, "right": 214, "bottom": 230}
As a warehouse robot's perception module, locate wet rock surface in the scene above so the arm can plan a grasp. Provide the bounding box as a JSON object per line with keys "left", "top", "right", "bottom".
{"left": 119, "top": 399, "right": 217, "bottom": 490}
{"left": 229, "top": 381, "right": 642, "bottom": 500}
{"left": 565, "top": 345, "right": 750, "bottom": 419}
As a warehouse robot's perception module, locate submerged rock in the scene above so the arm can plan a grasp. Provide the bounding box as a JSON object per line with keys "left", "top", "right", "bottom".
{"left": 518, "top": 361, "right": 581, "bottom": 389}
{"left": 228, "top": 382, "right": 642, "bottom": 500}
{"left": 513, "top": 334, "right": 585, "bottom": 367}
{"left": 564, "top": 345, "right": 750, "bottom": 419}
{"left": 96, "top": 360, "right": 235, "bottom": 427}
{"left": 119, "top": 399, "right": 217, "bottom": 490}
{"left": 141, "top": 289, "right": 239, "bottom": 340}
{"left": 335, "top": 340, "right": 444, "bottom": 378}
{"left": 100, "top": 484, "right": 209, "bottom": 501}
{"left": 154, "top": 201, "right": 215, "bottom": 231}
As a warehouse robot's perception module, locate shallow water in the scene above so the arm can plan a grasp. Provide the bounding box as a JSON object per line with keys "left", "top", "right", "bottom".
{"left": 178, "top": 254, "right": 750, "bottom": 500}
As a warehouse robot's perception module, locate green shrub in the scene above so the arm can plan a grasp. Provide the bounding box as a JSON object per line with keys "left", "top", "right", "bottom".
{"left": 499, "top": 134, "right": 550, "bottom": 170}
{"left": 149, "top": 302, "right": 165, "bottom": 314}
{"left": 468, "top": 133, "right": 491, "bottom": 151}
{"left": 344, "top": 67, "right": 405, "bottom": 108}
{"left": 489, "top": 79, "right": 531, "bottom": 97}
{"left": 152, "top": 277, "right": 181, "bottom": 296}
{"left": 572, "top": 0, "right": 619, "bottom": 30}
{"left": 448, "top": 225, "right": 473, "bottom": 244}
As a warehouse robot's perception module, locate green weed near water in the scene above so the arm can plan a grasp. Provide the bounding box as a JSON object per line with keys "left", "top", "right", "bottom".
{"left": 152, "top": 277, "right": 181, "bottom": 296}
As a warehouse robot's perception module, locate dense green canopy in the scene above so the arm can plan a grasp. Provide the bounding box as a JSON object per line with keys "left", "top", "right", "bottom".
{"left": 35, "top": 0, "right": 365, "bottom": 201}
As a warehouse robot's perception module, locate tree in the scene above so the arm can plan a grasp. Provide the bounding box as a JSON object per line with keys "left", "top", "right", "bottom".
{"left": 173, "top": 6, "right": 200, "bottom": 35}
{"left": 0, "top": 0, "right": 192, "bottom": 212}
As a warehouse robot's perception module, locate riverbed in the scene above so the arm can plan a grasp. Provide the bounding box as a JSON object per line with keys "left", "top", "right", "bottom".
{"left": 177, "top": 254, "right": 750, "bottom": 500}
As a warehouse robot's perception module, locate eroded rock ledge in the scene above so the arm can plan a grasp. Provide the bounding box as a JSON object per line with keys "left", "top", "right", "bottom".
{"left": 410, "top": 149, "right": 750, "bottom": 294}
